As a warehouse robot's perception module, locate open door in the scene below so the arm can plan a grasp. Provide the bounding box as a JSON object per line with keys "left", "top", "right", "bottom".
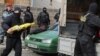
{"left": 5, "top": 0, "right": 14, "bottom": 6}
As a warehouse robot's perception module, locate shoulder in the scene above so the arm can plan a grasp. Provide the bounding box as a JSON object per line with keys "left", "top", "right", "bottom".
{"left": 88, "top": 14, "right": 98, "bottom": 18}
{"left": 87, "top": 14, "right": 100, "bottom": 22}
{"left": 24, "top": 11, "right": 27, "bottom": 14}
{"left": 38, "top": 12, "right": 43, "bottom": 15}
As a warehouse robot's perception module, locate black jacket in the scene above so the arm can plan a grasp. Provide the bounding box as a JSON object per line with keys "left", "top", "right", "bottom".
{"left": 2, "top": 14, "right": 22, "bottom": 38}
{"left": 37, "top": 11, "right": 50, "bottom": 26}
{"left": 24, "top": 11, "right": 34, "bottom": 23}
{"left": 2, "top": 10, "right": 13, "bottom": 21}
{"left": 82, "top": 14, "right": 100, "bottom": 36}
{"left": 80, "top": 2, "right": 100, "bottom": 36}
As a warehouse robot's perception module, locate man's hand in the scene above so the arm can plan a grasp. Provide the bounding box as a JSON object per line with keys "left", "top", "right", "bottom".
{"left": 7, "top": 28, "right": 13, "bottom": 34}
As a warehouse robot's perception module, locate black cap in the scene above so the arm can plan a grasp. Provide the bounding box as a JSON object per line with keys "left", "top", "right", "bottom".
{"left": 14, "top": 7, "right": 22, "bottom": 13}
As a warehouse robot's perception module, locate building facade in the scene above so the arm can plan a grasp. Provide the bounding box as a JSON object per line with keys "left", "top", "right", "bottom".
{"left": 0, "top": 0, "right": 4, "bottom": 4}
{"left": 31, "top": 0, "right": 62, "bottom": 9}
{"left": 0, "top": 0, "right": 62, "bottom": 9}
{"left": 0, "top": 0, "right": 30, "bottom": 6}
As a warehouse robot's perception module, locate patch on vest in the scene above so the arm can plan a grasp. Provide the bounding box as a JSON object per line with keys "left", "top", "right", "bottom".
{"left": 80, "top": 13, "right": 90, "bottom": 22}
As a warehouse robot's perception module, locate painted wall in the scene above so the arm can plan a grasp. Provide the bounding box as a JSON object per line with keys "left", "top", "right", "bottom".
{"left": 14, "top": 0, "right": 30, "bottom": 6}
{"left": 0, "top": 0, "right": 62, "bottom": 9}
{"left": 31, "top": 0, "right": 62, "bottom": 9}
{"left": 0, "top": 0, "right": 4, "bottom": 4}
{"left": 59, "top": 0, "right": 67, "bottom": 26}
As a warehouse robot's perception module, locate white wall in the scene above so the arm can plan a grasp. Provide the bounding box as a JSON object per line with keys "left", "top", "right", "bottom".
{"left": 14, "top": 0, "right": 30, "bottom": 6}
{"left": 0, "top": 0, "right": 4, "bottom": 4}
{"left": 59, "top": 0, "right": 67, "bottom": 26}
{"left": 31, "top": 0, "right": 62, "bottom": 9}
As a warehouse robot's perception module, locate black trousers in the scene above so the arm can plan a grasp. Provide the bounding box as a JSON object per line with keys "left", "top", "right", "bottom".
{"left": 0, "top": 32, "right": 5, "bottom": 44}
{"left": 0, "top": 35, "right": 4, "bottom": 44}
{"left": 23, "top": 27, "right": 30, "bottom": 40}
{"left": 1, "top": 37, "right": 22, "bottom": 56}
{"left": 74, "top": 34, "right": 96, "bottom": 56}
{"left": 74, "top": 38, "right": 83, "bottom": 56}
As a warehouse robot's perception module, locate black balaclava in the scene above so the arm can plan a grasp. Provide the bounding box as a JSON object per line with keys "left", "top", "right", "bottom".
{"left": 43, "top": 7, "right": 47, "bottom": 13}
{"left": 14, "top": 7, "right": 22, "bottom": 18}
{"left": 88, "top": 2, "right": 98, "bottom": 14}
{"left": 26, "top": 6, "right": 30, "bottom": 12}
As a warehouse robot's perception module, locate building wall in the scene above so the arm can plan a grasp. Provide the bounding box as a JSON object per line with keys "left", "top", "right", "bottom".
{"left": 14, "top": 0, "right": 30, "bottom": 6}
{"left": 0, "top": 0, "right": 30, "bottom": 6}
{"left": 0, "top": 0, "right": 4, "bottom": 4}
{"left": 0, "top": 0, "right": 62, "bottom": 9}
{"left": 31, "top": 0, "right": 62, "bottom": 9}
{"left": 59, "top": 0, "right": 67, "bottom": 26}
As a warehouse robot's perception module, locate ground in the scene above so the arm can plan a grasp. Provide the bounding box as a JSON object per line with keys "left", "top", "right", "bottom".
{"left": 0, "top": 39, "right": 42, "bottom": 56}
{"left": 0, "top": 38, "right": 57, "bottom": 56}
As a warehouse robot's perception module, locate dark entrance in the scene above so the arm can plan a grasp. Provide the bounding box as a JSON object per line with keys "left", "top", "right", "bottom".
{"left": 67, "top": 0, "right": 100, "bottom": 20}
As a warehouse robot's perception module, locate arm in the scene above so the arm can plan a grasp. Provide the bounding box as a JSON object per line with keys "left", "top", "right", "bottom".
{"left": 54, "top": 13, "right": 58, "bottom": 20}
{"left": 30, "top": 12, "right": 34, "bottom": 22}
{"left": 37, "top": 12, "right": 41, "bottom": 25}
{"left": 2, "top": 10, "right": 6, "bottom": 20}
{"left": 1, "top": 18, "right": 11, "bottom": 31}
{"left": 88, "top": 15, "right": 100, "bottom": 27}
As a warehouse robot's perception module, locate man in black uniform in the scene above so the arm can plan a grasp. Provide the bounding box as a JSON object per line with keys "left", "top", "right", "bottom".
{"left": 1, "top": 7, "right": 22, "bottom": 56}
{"left": 23, "top": 6, "right": 34, "bottom": 40}
{"left": 24, "top": 6, "right": 34, "bottom": 23}
{"left": 37, "top": 7, "right": 50, "bottom": 27}
{"left": 30, "top": 7, "right": 50, "bottom": 34}
{"left": 0, "top": 5, "right": 13, "bottom": 44}
{"left": 74, "top": 2, "right": 100, "bottom": 56}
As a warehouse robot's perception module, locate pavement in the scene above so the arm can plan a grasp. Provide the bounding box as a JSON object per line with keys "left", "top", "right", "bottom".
{"left": 0, "top": 44, "right": 57, "bottom": 56}
{"left": 0, "top": 38, "right": 42, "bottom": 56}
{"left": 0, "top": 38, "right": 58, "bottom": 56}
